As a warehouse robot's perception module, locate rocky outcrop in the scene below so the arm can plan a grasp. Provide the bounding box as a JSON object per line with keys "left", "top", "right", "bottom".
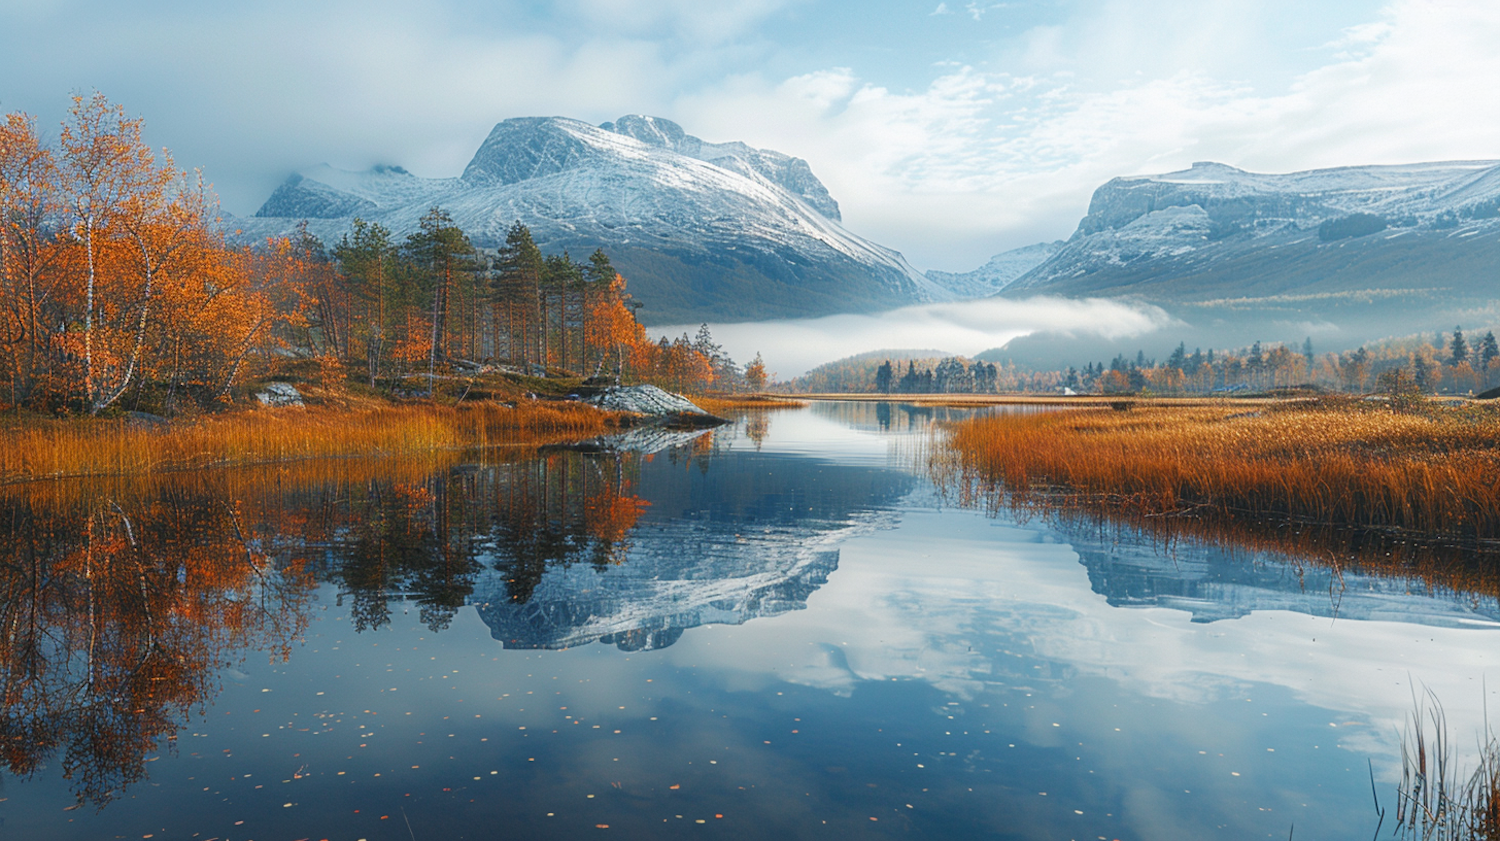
{"left": 255, "top": 382, "right": 305, "bottom": 407}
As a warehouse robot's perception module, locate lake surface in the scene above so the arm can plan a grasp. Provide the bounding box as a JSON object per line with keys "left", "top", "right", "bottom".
{"left": 2, "top": 401, "right": 1496, "bottom": 840}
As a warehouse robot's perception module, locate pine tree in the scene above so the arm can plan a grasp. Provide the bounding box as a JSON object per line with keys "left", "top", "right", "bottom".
{"left": 1302, "top": 336, "right": 1314, "bottom": 365}
{"left": 1449, "top": 325, "right": 1469, "bottom": 367}
{"left": 875, "top": 360, "right": 893, "bottom": 394}
{"left": 1168, "top": 342, "right": 1186, "bottom": 370}
{"left": 335, "top": 218, "right": 399, "bottom": 386}
{"left": 406, "top": 207, "right": 479, "bottom": 389}
{"left": 493, "top": 222, "right": 544, "bottom": 369}
{"left": 1413, "top": 352, "right": 1434, "bottom": 392}
{"left": 1481, "top": 331, "right": 1499, "bottom": 370}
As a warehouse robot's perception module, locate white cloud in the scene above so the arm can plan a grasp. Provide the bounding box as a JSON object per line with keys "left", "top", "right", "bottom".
{"left": 3, "top": 0, "right": 1492, "bottom": 278}
{"left": 675, "top": 0, "right": 1500, "bottom": 270}
{"left": 560, "top": 0, "right": 796, "bottom": 43}
{"left": 653, "top": 296, "right": 1176, "bottom": 378}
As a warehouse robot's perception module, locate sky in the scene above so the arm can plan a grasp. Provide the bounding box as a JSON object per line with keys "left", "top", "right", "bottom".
{"left": 1, "top": 0, "right": 1496, "bottom": 273}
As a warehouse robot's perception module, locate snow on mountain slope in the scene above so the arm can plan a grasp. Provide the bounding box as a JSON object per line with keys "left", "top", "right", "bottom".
{"left": 238, "top": 115, "right": 947, "bottom": 323}
{"left": 601, "top": 114, "right": 843, "bottom": 221}
{"left": 1007, "top": 159, "right": 1500, "bottom": 296}
{"left": 923, "top": 241, "right": 1061, "bottom": 298}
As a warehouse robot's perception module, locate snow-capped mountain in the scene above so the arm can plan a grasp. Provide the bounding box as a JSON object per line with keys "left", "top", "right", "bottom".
{"left": 467, "top": 442, "right": 917, "bottom": 652}
{"left": 240, "top": 115, "right": 951, "bottom": 324}
{"left": 1006, "top": 159, "right": 1500, "bottom": 299}
{"left": 924, "top": 241, "right": 1062, "bottom": 297}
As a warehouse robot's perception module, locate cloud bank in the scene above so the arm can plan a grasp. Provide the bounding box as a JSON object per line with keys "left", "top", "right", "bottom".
{"left": 2, "top": 0, "right": 1494, "bottom": 273}
{"left": 653, "top": 296, "right": 1176, "bottom": 378}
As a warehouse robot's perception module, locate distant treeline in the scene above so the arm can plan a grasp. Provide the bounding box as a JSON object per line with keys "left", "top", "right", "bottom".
{"left": 1067, "top": 329, "right": 1499, "bottom": 396}
{"left": 786, "top": 328, "right": 1500, "bottom": 397}
{"left": 0, "top": 94, "right": 755, "bottom": 415}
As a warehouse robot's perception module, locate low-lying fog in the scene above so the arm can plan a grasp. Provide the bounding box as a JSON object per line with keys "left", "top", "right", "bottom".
{"left": 653, "top": 296, "right": 1176, "bottom": 379}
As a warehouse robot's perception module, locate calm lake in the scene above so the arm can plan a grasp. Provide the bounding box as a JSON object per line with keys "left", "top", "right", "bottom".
{"left": 2, "top": 401, "right": 1496, "bottom": 840}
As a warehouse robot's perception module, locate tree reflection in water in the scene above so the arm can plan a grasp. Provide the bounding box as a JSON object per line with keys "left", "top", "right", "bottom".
{"left": 315, "top": 450, "right": 647, "bottom": 627}
{"left": 0, "top": 487, "right": 312, "bottom": 808}
{"left": 0, "top": 448, "right": 648, "bottom": 808}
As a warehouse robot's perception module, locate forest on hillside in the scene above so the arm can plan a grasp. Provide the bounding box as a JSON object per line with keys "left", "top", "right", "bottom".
{"left": 0, "top": 95, "right": 752, "bottom": 417}
{"left": 785, "top": 331, "right": 1500, "bottom": 397}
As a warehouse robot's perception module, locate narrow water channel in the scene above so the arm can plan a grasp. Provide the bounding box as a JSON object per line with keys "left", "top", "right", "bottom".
{"left": 1, "top": 401, "right": 1494, "bottom": 840}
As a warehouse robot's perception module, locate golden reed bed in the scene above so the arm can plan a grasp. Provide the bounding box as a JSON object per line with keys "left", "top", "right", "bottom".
{"left": 938, "top": 399, "right": 1500, "bottom": 542}
{"left": 690, "top": 394, "right": 807, "bottom": 414}
{"left": 0, "top": 401, "right": 620, "bottom": 485}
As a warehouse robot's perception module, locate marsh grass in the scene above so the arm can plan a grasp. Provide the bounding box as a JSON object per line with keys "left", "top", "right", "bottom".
{"left": 938, "top": 399, "right": 1500, "bottom": 543}
{"left": 1396, "top": 690, "right": 1500, "bottom": 840}
{"left": 0, "top": 401, "right": 619, "bottom": 485}
{"left": 690, "top": 394, "right": 808, "bottom": 414}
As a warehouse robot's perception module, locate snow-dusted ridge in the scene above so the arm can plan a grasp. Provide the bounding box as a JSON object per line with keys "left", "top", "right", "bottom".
{"left": 239, "top": 115, "right": 955, "bottom": 323}
{"left": 1005, "top": 158, "right": 1500, "bottom": 296}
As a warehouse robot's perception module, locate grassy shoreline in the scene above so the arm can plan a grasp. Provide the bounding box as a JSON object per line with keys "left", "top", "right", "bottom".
{"left": 793, "top": 393, "right": 1286, "bottom": 407}
{"left": 0, "top": 400, "right": 624, "bottom": 486}
{"left": 937, "top": 398, "right": 1500, "bottom": 544}
{"left": 690, "top": 393, "right": 808, "bottom": 413}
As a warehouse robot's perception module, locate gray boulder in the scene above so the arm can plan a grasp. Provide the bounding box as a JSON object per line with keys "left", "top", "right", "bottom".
{"left": 255, "top": 382, "right": 305, "bottom": 407}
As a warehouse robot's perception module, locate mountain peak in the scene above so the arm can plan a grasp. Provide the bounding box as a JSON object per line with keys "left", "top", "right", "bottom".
{"left": 600, "top": 115, "right": 692, "bottom": 151}
{"left": 242, "top": 114, "right": 933, "bottom": 323}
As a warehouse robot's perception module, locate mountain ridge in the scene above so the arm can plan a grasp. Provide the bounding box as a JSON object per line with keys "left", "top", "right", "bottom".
{"left": 240, "top": 115, "right": 954, "bottom": 325}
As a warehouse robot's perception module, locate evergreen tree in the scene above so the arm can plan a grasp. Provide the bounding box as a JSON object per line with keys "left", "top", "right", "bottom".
{"left": 1450, "top": 325, "right": 1469, "bottom": 367}
{"left": 541, "top": 252, "right": 585, "bottom": 370}
{"left": 586, "top": 248, "right": 615, "bottom": 285}
{"left": 874, "top": 360, "right": 893, "bottom": 394}
{"left": 334, "top": 218, "right": 399, "bottom": 386}
{"left": 1481, "top": 331, "right": 1499, "bottom": 370}
{"left": 899, "top": 361, "right": 918, "bottom": 393}
{"left": 405, "top": 207, "right": 480, "bottom": 387}
{"left": 1302, "top": 336, "right": 1314, "bottom": 365}
{"left": 1413, "top": 352, "right": 1434, "bottom": 392}
{"left": 493, "top": 222, "right": 544, "bottom": 367}
{"left": 1167, "top": 342, "right": 1186, "bottom": 370}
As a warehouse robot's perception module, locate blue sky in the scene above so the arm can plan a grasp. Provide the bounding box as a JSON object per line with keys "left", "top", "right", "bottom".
{"left": 1, "top": 0, "right": 1493, "bottom": 270}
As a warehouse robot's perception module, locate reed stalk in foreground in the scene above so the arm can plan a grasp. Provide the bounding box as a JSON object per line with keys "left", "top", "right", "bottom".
{"left": 938, "top": 400, "right": 1500, "bottom": 542}
{"left": 1396, "top": 690, "right": 1500, "bottom": 841}
{"left": 0, "top": 401, "right": 620, "bottom": 484}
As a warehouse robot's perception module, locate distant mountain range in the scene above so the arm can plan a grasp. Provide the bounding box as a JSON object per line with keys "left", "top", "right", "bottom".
{"left": 238, "top": 115, "right": 953, "bottom": 324}
{"left": 923, "top": 241, "right": 1061, "bottom": 297}
{"left": 968, "top": 160, "right": 1500, "bottom": 366}
{"left": 241, "top": 124, "right": 1500, "bottom": 351}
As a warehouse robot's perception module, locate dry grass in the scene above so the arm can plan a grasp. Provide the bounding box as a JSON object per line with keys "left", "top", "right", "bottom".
{"left": 797, "top": 393, "right": 1274, "bottom": 407}
{"left": 939, "top": 399, "right": 1500, "bottom": 542}
{"left": 0, "top": 401, "right": 621, "bottom": 485}
{"left": 690, "top": 394, "right": 808, "bottom": 414}
{"left": 1396, "top": 690, "right": 1500, "bottom": 841}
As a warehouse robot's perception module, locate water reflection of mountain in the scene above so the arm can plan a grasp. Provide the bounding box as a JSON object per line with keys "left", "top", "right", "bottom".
{"left": 471, "top": 449, "right": 915, "bottom": 650}
{"left": 1062, "top": 525, "right": 1500, "bottom": 628}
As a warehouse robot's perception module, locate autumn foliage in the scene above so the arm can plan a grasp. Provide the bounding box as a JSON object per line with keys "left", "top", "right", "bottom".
{"left": 0, "top": 94, "right": 276, "bottom": 414}
{"left": 0, "top": 94, "right": 739, "bottom": 419}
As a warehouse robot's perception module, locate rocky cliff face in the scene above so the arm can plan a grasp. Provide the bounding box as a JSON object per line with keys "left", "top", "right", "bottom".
{"left": 240, "top": 115, "right": 949, "bottom": 324}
